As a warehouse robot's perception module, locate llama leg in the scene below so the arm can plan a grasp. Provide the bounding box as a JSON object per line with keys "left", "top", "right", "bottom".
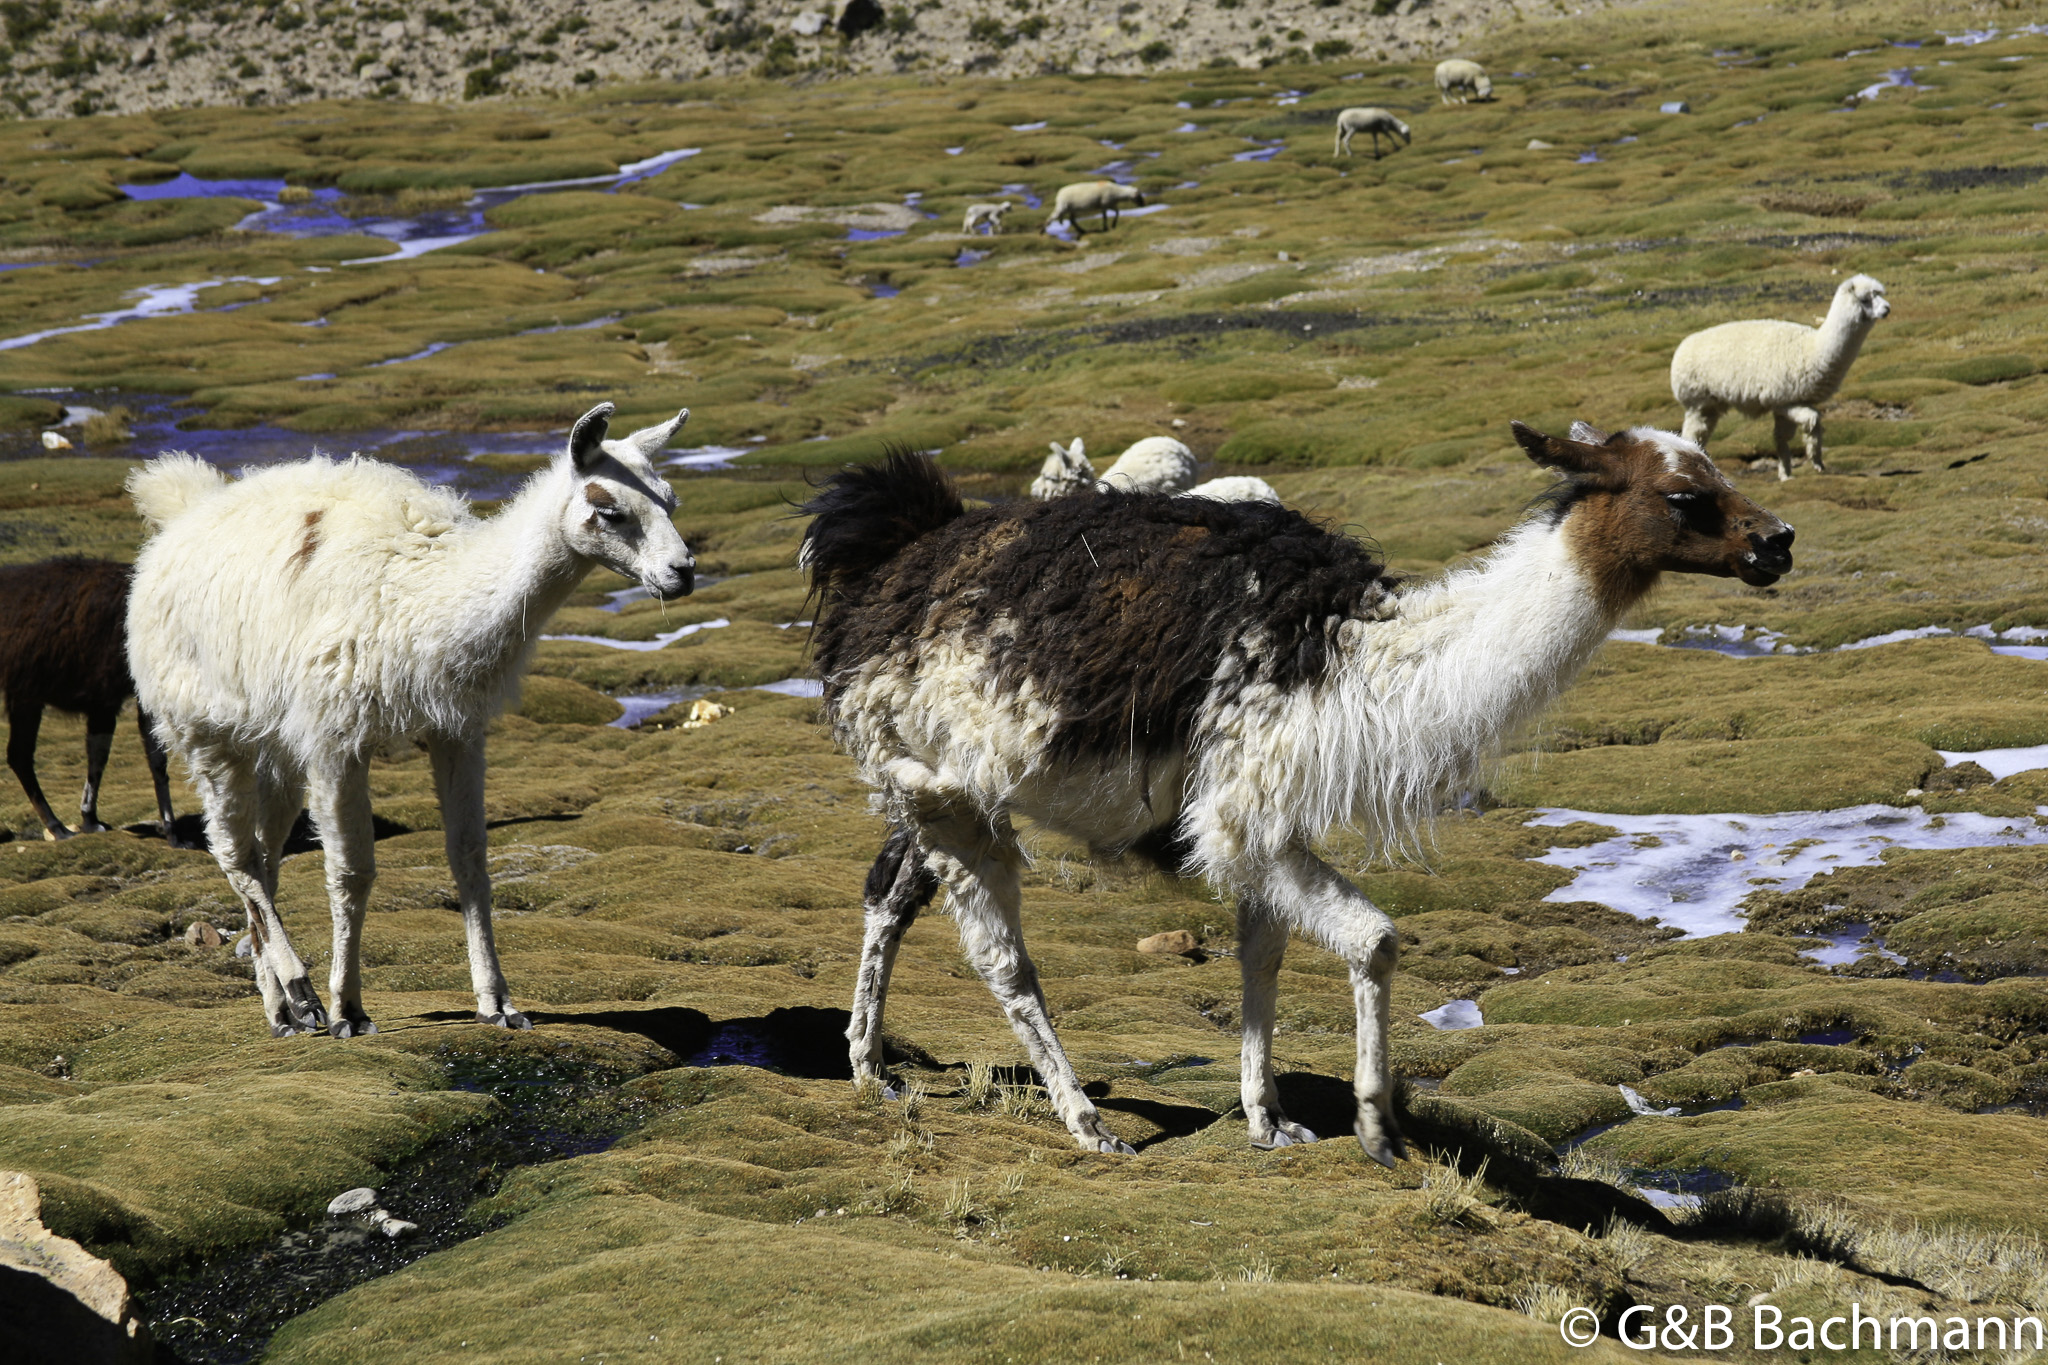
{"left": 428, "top": 733, "right": 526, "bottom": 1028}
{"left": 1772, "top": 411, "right": 1798, "bottom": 481}
{"left": 307, "top": 755, "right": 378, "bottom": 1038}
{"left": 1680, "top": 406, "right": 1718, "bottom": 451}
{"left": 191, "top": 750, "right": 325, "bottom": 1035}
{"left": 1254, "top": 845, "right": 1405, "bottom": 1167}
{"left": 6, "top": 700, "right": 71, "bottom": 840}
{"left": 847, "top": 826, "right": 938, "bottom": 1087}
{"left": 76, "top": 708, "right": 117, "bottom": 833}
{"left": 1789, "top": 404, "right": 1825, "bottom": 474}
{"left": 921, "top": 809, "right": 1133, "bottom": 1155}
{"left": 1237, "top": 900, "right": 1317, "bottom": 1148}
{"left": 136, "top": 709, "right": 191, "bottom": 848}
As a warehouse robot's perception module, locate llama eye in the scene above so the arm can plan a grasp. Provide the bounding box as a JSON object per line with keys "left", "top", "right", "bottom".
{"left": 592, "top": 505, "right": 628, "bottom": 525}
{"left": 1664, "top": 492, "right": 1698, "bottom": 505}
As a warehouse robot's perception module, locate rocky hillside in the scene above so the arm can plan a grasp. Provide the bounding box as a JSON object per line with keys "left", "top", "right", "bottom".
{"left": 1, "top": 0, "right": 1606, "bottom": 118}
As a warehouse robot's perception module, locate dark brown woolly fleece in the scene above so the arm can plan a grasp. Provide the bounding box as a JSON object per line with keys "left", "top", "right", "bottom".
{"left": 0, "top": 558, "right": 136, "bottom": 716}
{"left": 804, "top": 454, "right": 1393, "bottom": 761}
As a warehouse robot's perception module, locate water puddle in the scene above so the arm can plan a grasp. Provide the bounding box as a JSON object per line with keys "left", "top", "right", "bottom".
{"left": 1010, "top": 121, "right": 1048, "bottom": 132}
{"left": 999, "top": 182, "right": 1043, "bottom": 209}
{"left": 1231, "top": 140, "right": 1285, "bottom": 163}
{"left": 0, "top": 276, "right": 280, "bottom": 352}
{"left": 845, "top": 227, "right": 905, "bottom": 242}
{"left": 542, "top": 616, "right": 729, "bottom": 652}
{"left": 1528, "top": 805, "right": 2048, "bottom": 938}
{"left": 1800, "top": 922, "right": 1908, "bottom": 967}
{"left": 134, "top": 1049, "right": 647, "bottom": 1365}
{"left": 954, "top": 248, "right": 990, "bottom": 267}
{"left": 869, "top": 281, "right": 902, "bottom": 298}
{"left": 1419, "top": 999, "right": 1483, "bottom": 1030}
{"left": 609, "top": 687, "right": 718, "bottom": 728}
{"left": 1937, "top": 743, "right": 2048, "bottom": 779}
{"left": 1850, "top": 68, "right": 1925, "bottom": 101}
{"left": 1610, "top": 622, "right": 2048, "bottom": 660}
{"left": 1576, "top": 150, "right": 1605, "bottom": 164}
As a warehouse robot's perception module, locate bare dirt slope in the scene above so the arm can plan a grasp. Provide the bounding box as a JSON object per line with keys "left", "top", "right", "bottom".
{"left": 5, "top": 0, "right": 1616, "bottom": 118}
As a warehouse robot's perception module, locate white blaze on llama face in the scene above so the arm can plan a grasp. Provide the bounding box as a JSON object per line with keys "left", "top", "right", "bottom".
{"left": 560, "top": 402, "right": 696, "bottom": 599}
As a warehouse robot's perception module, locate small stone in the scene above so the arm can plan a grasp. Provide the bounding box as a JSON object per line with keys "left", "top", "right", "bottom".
{"left": 1170, "top": 418, "right": 1187, "bottom": 428}
{"left": 1136, "top": 930, "right": 1200, "bottom": 957}
{"left": 234, "top": 935, "right": 254, "bottom": 959}
{"left": 1526, "top": 138, "right": 1555, "bottom": 150}
{"left": 327, "top": 1187, "right": 380, "bottom": 1217}
{"left": 1904, "top": 787, "right": 1925, "bottom": 799}
{"left": 379, "top": 19, "right": 406, "bottom": 41}
{"left": 184, "top": 921, "right": 223, "bottom": 948}
{"left": 1790, "top": 1068, "right": 1817, "bottom": 1078}
{"left": 40, "top": 431, "right": 71, "bottom": 450}
{"left": 373, "top": 1211, "right": 417, "bottom": 1238}
{"left": 1728, "top": 850, "right": 1746, "bottom": 862}
{"left": 791, "top": 11, "right": 827, "bottom": 35}
{"left": 1275, "top": 250, "right": 1290, "bottom": 262}
{"left": 1660, "top": 101, "right": 1691, "bottom": 114}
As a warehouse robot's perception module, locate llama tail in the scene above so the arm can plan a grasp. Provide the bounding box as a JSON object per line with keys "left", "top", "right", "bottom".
{"left": 127, "top": 453, "right": 226, "bottom": 529}
{"left": 797, "top": 445, "right": 964, "bottom": 598}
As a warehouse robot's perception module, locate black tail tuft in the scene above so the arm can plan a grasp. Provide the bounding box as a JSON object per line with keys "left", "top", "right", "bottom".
{"left": 799, "top": 445, "right": 965, "bottom": 602}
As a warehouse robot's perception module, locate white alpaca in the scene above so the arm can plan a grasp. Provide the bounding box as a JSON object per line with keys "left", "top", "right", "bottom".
{"left": 126, "top": 403, "right": 695, "bottom": 1038}
{"left": 962, "top": 200, "right": 1013, "bottom": 234}
{"left": 1333, "top": 108, "right": 1412, "bottom": 159}
{"left": 1184, "top": 475, "right": 1279, "bottom": 503}
{"left": 804, "top": 425, "right": 1793, "bottom": 1162}
{"left": 1671, "top": 274, "right": 1890, "bottom": 479}
{"left": 1030, "top": 436, "right": 1201, "bottom": 499}
{"left": 1435, "top": 58, "right": 1493, "bottom": 103}
{"left": 1044, "top": 181, "right": 1146, "bottom": 235}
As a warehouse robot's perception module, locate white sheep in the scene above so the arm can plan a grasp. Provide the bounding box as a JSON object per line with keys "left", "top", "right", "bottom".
{"left": 1435, "top": 58, "right": 1494, "bottom": 104}
{"left": 1333, "top": 108, "right": 1412, "bottom": 159}
{"left": 962, "top": 200, "right": 1014, "bottom": 234}
{"left": 1098, "top": 436, "right": 1198, "bottom": 494}
{"left": 1183, "top": 475, "right": 1279, "bottom": 503}
{"left": 1044, "top": 181, "right": 1146, "bottom": 235}
{"left": 1670, "top": 274, "right": 1891, "bottom": 479}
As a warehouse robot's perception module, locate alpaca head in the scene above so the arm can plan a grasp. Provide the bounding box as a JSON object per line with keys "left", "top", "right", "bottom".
{"left": 1833, "top": 273, "right": 1890, "bottom": 327}
{"left": 1512, "top": 420, "right": 1794, "bottom": 602}
{"left": 559, "top": 402, "right": 696, "bottom": 599}
{"left": 1473, "top": 74, "right": 1493, "bottom": 99}
{"left": 1030, "top": 438, "right": 1095, "bottom": 499}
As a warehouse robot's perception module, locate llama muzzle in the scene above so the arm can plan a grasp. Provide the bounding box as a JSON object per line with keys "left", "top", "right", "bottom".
{"left": 1740, "top": 525, "right": 1795, "bottom": 584}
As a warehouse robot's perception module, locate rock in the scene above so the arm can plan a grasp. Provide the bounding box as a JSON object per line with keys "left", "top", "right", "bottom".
{"left": 233, "top": 934, "right": 253, "bottom": 959}
{"left": 1136, "top": 930, "right": 1200, "bottom": 957}
{"left": 361, "top": 62, "right": 392, "bottom": 81}
{"left": 1660, "top": 100, "right": 1690, "bottom": 114}
{"left": 0, "top": 1171, "right": 154, "bottom": 1364}
{"left": 373, "top": 1211, "right": 418, "bottom": 1238}
{"left": 327, "top": 1187, "right": 381, "bottom": 1217}
{"left": 791, "top": 11, "right": 828, "bottom": 36}
{"left": 183, "top": 922, "right": 222, "bottom": 948}
{"left": 1526, "top": 139, "right": 1556, "bottom": 150}
{"left": 379, "top": 20, "right": 406, "bottom": 41}
{"left": 40, "top": 431, "right": 71, "bottom": 450}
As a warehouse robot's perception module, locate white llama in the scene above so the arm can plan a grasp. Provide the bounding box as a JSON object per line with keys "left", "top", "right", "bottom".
{"left": 801, "top": 428, "right": 1792, "bottom": 1164}
{"left": 126, "top": 403, "right": 695, "bottom": 1037}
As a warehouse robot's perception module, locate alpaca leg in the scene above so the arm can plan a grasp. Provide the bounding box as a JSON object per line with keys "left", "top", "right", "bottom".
{"left": 191, "top": 749, "right": 325, "bottom": 1035}
{"left": 1771, "top": 411, "right": 1798, "bottom": 481}
{"left": 847, "top": 826, "right": 938, "bottom": 1086}
{"left": 1237, "top": 900, "right": 1317, "bottom": 1148}
{"left": 136, "top": 709, "right": 192, "bottom": 848}
{"left": 1253, "top": 845, "right": 1405, "bottom": 1167}
{"left": 6, "top": 699, "right": 71, "bottom": 840}
{"left": 921, "top": 809, "right": 1133, "bottom": 1155}
{"left": 308, "top": 756, "right": 378, "bottom": 1038}
{"left": 428, "top": 733, "right": 526, "bottom": 1028}
{"left": 1789, "top": 404, "right": 1825, "bottom": 474}
{"left": 1680, "top": 406, "right": 1718, "bottom": 452}
{"left": 77, "top": 709, "right": 117, "bottom": 834}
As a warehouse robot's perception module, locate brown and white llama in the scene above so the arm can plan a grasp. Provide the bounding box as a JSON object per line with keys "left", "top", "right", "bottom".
{"left": 0, "top": 558, "right": 184, "bottom": 845}
{"left": 801, "top": 423, "right": 1792, "bottom": 1164}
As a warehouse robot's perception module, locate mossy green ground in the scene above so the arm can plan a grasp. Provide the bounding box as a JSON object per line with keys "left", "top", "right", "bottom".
{"left": 6, "top": 0, "right": 2048, "bottom": 1358}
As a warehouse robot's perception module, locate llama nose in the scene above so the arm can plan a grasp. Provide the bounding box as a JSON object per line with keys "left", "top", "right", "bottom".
{"left": 1749, "top": 526, "right": 1794, "bottom": 571}
{"left": 670, "top": 560, "right": 695, "bottom": 596}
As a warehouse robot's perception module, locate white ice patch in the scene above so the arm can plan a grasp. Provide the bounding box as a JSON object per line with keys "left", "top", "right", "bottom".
{"left": 1937, "top": 744, "right": 2048, "bottom": 780}
{"left": 754, "top": 677, "right": 824, "bottom": 698}
{"left": 542, "top": 617, "right": 729, "bottom": 651}
{"left": 1634, "top": 1188, "right": 1704, "bottom": 1213}
{"left": 0, "top": 277, "right": 282, "bottom": 351}
{"left": 1419, "top": 999, "right": 1483, "bottom": 1030}
{"left": 1620, "top": 1084, "right": 1681, "bottom": 1116}
{"left": 1528, "top": 805, "right": 2048, "bottom": 938}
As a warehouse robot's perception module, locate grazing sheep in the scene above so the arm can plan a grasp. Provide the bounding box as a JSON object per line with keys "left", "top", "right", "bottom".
{"left": 0, "top": 558, "right": 183, "bottom": 845}
{"left": 1435, "top": 58, "right": 1494, "bottom": 104}
{"left": 126, "top": 403, "right": 696, "bottom": 1038}
{"left": 1097, "top": 436, "right": 1197, "bottom": 495}
{"left": 1671, "top": 274, "right": 1891, "bottom": 479}
{"left": 1030, "top": 438, "right": 1096, "bottom": 499}
{"left": 1334, "top": 108, "right": 1412, "bottom": 159}
{"left": 1184, "top": 475, "right": 1280, "bottom": 503}
{"left": 804, "top": 428, "right": 1792, "bottom": 1160}
{"left": 1044, "top": 181, "right": 1146, "bottom": 235}
{"left": 962, "top": 200, "right": 1014, "bottom": 234}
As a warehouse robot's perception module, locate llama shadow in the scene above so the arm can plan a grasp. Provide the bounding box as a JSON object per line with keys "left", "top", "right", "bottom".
{"left": 1093, "top": 1095, "right": 1223, "bottom": 1150}
{"left": 117, "top": 810, "right": 412, "bottom": 855}
{"left": 0, "top": 1263, "right": 153, "bottom": 1365}
{"left": 520, "top": 1005, "right": 880, "bottom": 1081}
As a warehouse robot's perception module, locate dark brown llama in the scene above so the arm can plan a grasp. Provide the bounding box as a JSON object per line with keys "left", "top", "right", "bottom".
{"left": 0, "top": 558, "right": 185, "bottom": 844}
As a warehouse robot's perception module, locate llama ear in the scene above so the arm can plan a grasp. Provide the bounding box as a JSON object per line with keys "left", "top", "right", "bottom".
{"left": 569, "top": 402, "right": 615, "bottom": 472}
{"left": 624, "top": 407, "right": 690, "bottom": 458}
{"left": 1511, "top": 420, "right": 1615, "bottom": 478}
{"left": 1567, "top": 420, "right": 1613, "bottom": 445}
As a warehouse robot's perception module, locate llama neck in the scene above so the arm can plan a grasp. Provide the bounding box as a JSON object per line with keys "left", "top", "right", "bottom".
{"left": 437, "top": 464, "right": 589, "bottom": 690}
{"left": 1811, "top": 297, "right": 1876, "bottom": 397}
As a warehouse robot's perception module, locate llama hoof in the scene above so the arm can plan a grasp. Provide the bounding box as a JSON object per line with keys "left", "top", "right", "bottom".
{"left": 477, "top": 1009, "right": 532, "bottom": 1030}
{"left": 41, "top": 826, "right": 74, "bottom": 842}
{"left": 1087, "top": 1135, "right": 1137, "bottom": 1156}
{"left": 1251, "top": 1121, "right": 1319, "bottom": 1150}
{"left": 330, "top": 1015, "right": 377, "bottom": 1039}
{"left": 1354, "top": 1113, "right": 1408, "bottom": 1169}
{"left": 282, "top": 981, "right": 328, "bottom": 1033}
{"left": 77, "top": 819, "right": 111, "bottom": 835}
